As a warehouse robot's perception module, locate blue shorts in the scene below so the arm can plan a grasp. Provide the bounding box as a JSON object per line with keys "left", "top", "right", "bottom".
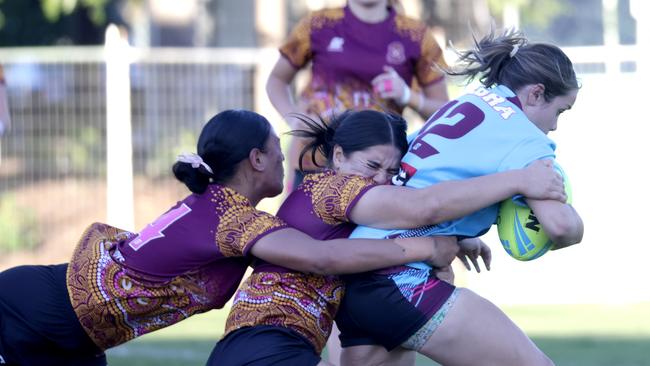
{"left": 0, "top": 264, "right": 106, "bottom": 366}
{"left": 337, "top": 266, "right": 455, "bottom": 351}
{"left": 206, "top": 325, "right": 321, "bottom": 366}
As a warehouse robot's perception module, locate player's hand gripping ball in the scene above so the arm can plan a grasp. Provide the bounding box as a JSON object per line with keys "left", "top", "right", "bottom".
{"left": 497, "top": 164, "right": 572, "bottom": 261}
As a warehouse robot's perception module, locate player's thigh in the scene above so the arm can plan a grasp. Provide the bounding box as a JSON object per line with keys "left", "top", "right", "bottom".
{"left": 341, "top": 345, "right": 415, "bottom": 366}
{"left": 419, "top": 288, "right": 553, "bottom": 366}
{"left": 326, "top": 322, "right": 342, "bottom": 366}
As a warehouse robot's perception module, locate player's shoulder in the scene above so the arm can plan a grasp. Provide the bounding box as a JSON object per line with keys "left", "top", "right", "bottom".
{"left": 393, "top": 13, "right": 428, "bottom": 41}
{"left": 309, "top": 7, "right": 345, "bottom": 27}
{"left": 303, "top": 170, "right": 373, "bottom": 193}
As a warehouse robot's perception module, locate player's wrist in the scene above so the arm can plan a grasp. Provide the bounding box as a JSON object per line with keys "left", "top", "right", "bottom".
{"left": 398, "top": 84, "right": 411, "bottom": 106}
{"left": 509, "top": 169, "right": 527, "bottom": 194}
{"left": 393, "top": 237, "right": 431, "bottom": 262}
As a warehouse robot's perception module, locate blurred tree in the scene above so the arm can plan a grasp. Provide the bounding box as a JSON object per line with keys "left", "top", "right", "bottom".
{"left": 487, "top": 0, "right": 568, "bottom": 29}
{"left": 0, "top": 0, "right": 124, "bottom": 46}
{"left": 40, "top": 0, "right": 109, "bottom": 24}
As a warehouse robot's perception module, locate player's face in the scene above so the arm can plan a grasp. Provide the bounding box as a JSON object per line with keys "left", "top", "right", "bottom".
{"left": 261, "top": 131, "right": 285, "bottom": 197}
{"left": 528, "top": 89, "right": 578, "bottom": 134}
{"left": 332, "top": 143, "right": 401, "bottom": 184}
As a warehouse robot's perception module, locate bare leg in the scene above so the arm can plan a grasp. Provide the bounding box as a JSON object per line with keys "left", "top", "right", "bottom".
{"left": 326, "top": 323, "right": 342, "bottom": 365}
{"left": 341, "top": 345, "right": 415, "bottom": 366}
{"left": 419, "top": 288, "right": 554, "bottom": 366}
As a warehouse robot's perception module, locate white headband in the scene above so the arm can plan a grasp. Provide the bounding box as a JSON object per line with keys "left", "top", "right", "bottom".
{"left": 510, "top": 44, "right": 520, "bottom": 58}
{"left": 177, "top": 152, "right": 213, "bottom": 174}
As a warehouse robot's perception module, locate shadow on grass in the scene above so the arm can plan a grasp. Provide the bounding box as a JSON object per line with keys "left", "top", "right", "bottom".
{"left": 107, "top": 336, "right": 650, "bottom": 366}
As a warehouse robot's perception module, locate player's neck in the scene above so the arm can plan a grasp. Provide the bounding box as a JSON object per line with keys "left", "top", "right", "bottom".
{"left": 224, "top": 175, "right": 263, "bottom": 207}
{"left": 348, "top": 1, "right": 389, "bottom": 23}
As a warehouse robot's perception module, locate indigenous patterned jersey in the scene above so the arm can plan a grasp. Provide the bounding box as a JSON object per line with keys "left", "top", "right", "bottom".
{"left": 66, "top": 185, "right": 287, "bottom": 350}
{"left": 351, "top": 84, "right": 557, "bottom": 268}
{"left": 280, "top": 6, "right": 446, "bottom": 170}
{"left": 224, "top": 171, "right": 376, "bottom": 352}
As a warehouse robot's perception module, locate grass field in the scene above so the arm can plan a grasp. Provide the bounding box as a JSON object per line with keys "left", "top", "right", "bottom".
{"left": 106, "top": 303, "right": 650, "bottom": 366}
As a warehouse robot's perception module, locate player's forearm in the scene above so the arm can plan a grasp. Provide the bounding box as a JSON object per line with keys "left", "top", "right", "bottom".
{"left": 351, "top": 172, "right": 520, "bottom": 229}
{"left": 311, "top": 237, "right": 434, "bottom": 275}
{"left": 419, "top": 170, "right": 526, "bottom": 224}
{"left": 408, "top": 93, "right": 448, "bottom": 119}
{"left": 251, "top": 229, "right": 434, "bottom": 276}
{"left": 266, "top": 74, "right": 298, "bottom": 126}
{"left": 412, "top": 82, "right": 449, "bottom": 118}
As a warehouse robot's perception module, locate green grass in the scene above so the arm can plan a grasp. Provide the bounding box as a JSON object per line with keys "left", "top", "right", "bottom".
{"left": 106, "top": 303, "right": 650, "bottom": 366}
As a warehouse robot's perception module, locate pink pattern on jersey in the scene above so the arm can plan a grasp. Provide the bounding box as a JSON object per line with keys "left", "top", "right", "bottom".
{"left": 129, "top": 203, "right": 191, "bottom": 251}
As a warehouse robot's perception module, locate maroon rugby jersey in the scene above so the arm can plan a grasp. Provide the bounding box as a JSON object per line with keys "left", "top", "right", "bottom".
{"left": 66, "top": 184, "right": 287, "bottom": 349}
{"left": 280, "top": 6, "right": 447, "bottom": 170}
{"left": 224, "top": 171, "right": 376, "bottom": 352}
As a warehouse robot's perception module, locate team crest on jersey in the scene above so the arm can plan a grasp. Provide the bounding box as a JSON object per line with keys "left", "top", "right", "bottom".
{"left": 327, "top": 37, "right": 345, "bottom": 52}
{"left": 386, "top": 41, "right": 406, "bottom": 64}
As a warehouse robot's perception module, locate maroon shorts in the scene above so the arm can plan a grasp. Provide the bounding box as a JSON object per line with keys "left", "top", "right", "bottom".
{"left": 336, "top": 266, "right": 455, "bottom": 351}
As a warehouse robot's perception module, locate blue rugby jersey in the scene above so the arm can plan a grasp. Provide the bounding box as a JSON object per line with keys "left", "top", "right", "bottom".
{"left": 350, "top": 84, "right": 556, "bottom": 267}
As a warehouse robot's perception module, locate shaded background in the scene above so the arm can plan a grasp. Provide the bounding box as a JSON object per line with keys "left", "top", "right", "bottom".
{"left": 0, "top": 0, "right": 648, "bottom": 365}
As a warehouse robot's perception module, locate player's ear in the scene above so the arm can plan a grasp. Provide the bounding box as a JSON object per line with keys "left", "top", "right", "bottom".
{"left": 248, "top": 147, "right": 265, "bottom": 172}
{"left": 527, "top": 83, "right": 546, "bottom": 106}
{"left": 332, "top": 145, "right": 345, "bottom": 172}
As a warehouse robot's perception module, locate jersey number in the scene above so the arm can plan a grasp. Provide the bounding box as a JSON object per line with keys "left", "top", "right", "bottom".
{"left": 393, "top": 101, "right": 486, "bottom": 186}
{"left": 129, "top": 203, "right": 192, "bottom": 251}
{"left": 410, "top": 101, "right": 486, "bottom": 159}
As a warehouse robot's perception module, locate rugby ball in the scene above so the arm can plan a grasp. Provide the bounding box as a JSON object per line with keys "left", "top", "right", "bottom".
{"left": 497, "top": 165, "right": 572, "bottom": 261}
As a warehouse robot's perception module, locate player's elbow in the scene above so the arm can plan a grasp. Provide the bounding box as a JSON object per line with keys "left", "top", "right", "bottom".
{"left": 547, "top": 214, "right": 584, "bottom": 249}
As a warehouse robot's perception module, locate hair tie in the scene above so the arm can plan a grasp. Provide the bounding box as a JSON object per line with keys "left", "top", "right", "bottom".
{"left": 177, "top": 152, "right": 213, "bottom": 174}
{"left": 509, "top": 44, "right": 520, "bottom": 58}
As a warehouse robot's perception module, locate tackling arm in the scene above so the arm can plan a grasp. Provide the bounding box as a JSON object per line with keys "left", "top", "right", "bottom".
{"left": 249, "top": 228, "right": 458, "bottom": 275}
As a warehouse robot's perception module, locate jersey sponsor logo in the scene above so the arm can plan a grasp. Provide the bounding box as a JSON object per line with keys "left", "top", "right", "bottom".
{"left": 471, "top": 86, "right": 516, "bottom": 119}
{"left": 392, "top": 162, "right": 417, "bottom": 186}
{"left": 386, "top": 41, "right": 406, "bottom": 64}
{"left": 129, "top": 203, "right": 192, "bottom": 251}
{"left": 525, "top": 212, "right": 541, "bottom": 232}
{"left": 327, "top": 36, "right": 345, "bottom": 52}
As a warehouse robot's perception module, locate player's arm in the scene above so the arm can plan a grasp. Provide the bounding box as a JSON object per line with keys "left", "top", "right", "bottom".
{"left": 249, "top": 228, "right": 458, "bottom": 275}
{"left": 349, "top": 159, "right": 566, "bottom": 229}
{"left": 414, "top": 80, "right": 449, "bottom": 119}
{"left": 524, "top": 198, "right": 583, "bottom": 249}
{"left": 266, "top": 57, "right": 303, "bottom": 129}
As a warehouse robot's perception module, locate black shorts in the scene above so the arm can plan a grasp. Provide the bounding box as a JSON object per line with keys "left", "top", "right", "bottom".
{"left": 0, "top": 264, "right": 106, "bottom": 366}
{"left": 336, "top": 267, "right": 455, "bottom": 351}
{"left": 206, "top": 325, "right": 321, "bottom": 366}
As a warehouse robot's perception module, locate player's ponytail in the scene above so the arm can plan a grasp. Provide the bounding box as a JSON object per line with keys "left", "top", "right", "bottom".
{"left": 447, "top": 28, "right": 578, "bottom": 100}
{"left": 288, "top": 113, "right": 338, "bottom": 172}
{"left": 173, "top": 109, "right": 271, "bottom": 193}
{"left": 289, "top": 110, "right": 408, "bottom": 172}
